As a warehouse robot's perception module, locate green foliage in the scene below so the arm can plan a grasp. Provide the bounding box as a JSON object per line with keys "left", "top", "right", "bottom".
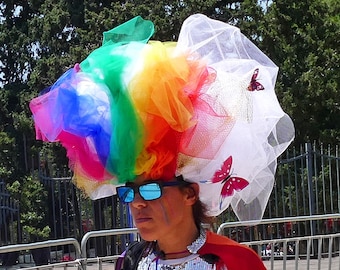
{"left": 7, "top": 176, "right": 51, "bottom": 241}
{"left": 0, "top": 0, "right": 339, "bottom": 235}
{"left": 0, "top": 0, "right": 269, "bottom": 183}
{"left": 0, "top": 1, "right": 33, "bottom": 85}
{"left": 313, "top": 163, "right": 339, "bottom": 214}
{"left": 262, "top": 0, "right": 340, "bottom": 145}
{"left": 0, "top": 131, "right": 16, "bottom": 180}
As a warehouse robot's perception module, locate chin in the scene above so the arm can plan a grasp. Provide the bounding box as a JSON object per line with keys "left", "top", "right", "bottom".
{"left": 137, "top": 228, "right": 158, "bottom": 242}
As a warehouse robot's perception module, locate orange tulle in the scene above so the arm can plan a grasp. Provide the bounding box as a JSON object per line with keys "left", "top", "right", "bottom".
{"left": 129, "top": 42, "right": 214, "bottom": 179}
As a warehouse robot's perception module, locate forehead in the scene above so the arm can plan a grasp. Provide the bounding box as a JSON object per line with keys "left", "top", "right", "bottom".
{"left": 132, "top": 175, "right": 148, "bottom": 185}
{"left": 132, "top": 175, "right": 178, "bottom": 185}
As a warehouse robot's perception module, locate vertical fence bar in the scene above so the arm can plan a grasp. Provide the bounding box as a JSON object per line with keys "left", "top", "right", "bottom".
{"left": 314, "top": 143, "right": 321, "bottom": 234}
{"left": 301, "top": 144, "right": 309, "bottom": 243}
{"left": 313, "top": 143, "right": 319, "bottom": 215}
{"left": 328, "top": 236, "right": 333, "bottom": 270}
{"left": 281, "top": 167, "right": 286, "bottom": 218}
{"left": 63, "top": 180, "right": 70, "bottom": 237}
{"left": 301, "top": 144, "right": 307, "bottom": 216}
{"left": 306, "top": 238, "right": 312, "bottom": 270}
{"left": 274, "top": 176, "right": 280, "bottom": 237}
{"left": 321, "top": 144, "right": 327, "bottom": 214}
{"left": 293, "top": 147, "right": 300, "bottom": 217}
{"left": 306, "top": 143, "right": 316, "bottom": 241}
{"left": 287, "top": 151, "right": 293, "bottom": 217}
{"left": 294, "top": 239, "right": 299, "bottom": 270}
{"left": 57, "top": 178, "right": 63, "bottom": 239}
{"left": 317, "top": 236, "right": 322, "bottom": 270}
{"left": 266, "top": 191, "right": 273, "bottom": 219}
{"left": 336, "top": 145, "right": 340, "bottom": 213}
{"left": 328, "top": 145, "right": 334, "bottom": 213}
{"left": 338, "top": 234, "right": 340, "bottom": 270}
{"left": 282, "top": 241, "right": 287, "bottom": 269}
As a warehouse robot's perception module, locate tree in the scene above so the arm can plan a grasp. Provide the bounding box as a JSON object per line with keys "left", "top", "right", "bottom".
{"left": 261, "top": 0, "right": 340, "bottom": 145}
{"left": 0, "top": 1, "right": 339, "bottom": 247}
{"left": 0, "top": 132, "right": 16, "bottom": 181}
{"left": 0, "top": 1, "right": 36, "bottom": 183}
{"left": 0, "top": 0, "right": 273, "bottom": 179}
{"left": 0, "top": 1, "right": 33, "bottom": 85}
{"left": 7, "top": 175, "right": 51, "bottom": 241}
{"left": 7, "top": 175, "right": 51, "bottom": 265}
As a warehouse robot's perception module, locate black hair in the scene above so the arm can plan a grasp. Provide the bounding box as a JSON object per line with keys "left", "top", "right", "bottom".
{"left": 176, "top": 175, "right": 215, "bottom": 229}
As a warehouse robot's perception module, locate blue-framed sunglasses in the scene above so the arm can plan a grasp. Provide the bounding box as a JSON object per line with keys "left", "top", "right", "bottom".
{"left": 116, "top": 181, "right": 183, "bottom": 203}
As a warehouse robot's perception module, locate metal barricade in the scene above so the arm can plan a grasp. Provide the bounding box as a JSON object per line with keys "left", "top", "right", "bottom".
{"left": 217, "top": 213, "right": 340, "bottom": 235}
{"left": 244, "top": 233, "right": 340, "bottom": 270}
{"left": 80, "top": 228, "right": 138, "bottom": 270}
{"left": 217, "top": 213, "right": 340, "bottom": 245}
{"left": 1, "top": 215, "right": 340, "bottom": 269}
{"left": 0, "top": 238, "right": 81, "bottom": 269}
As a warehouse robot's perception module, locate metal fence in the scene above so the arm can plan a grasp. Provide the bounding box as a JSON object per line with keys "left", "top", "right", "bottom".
{"left": 0, "top": 181, "right": 19, "bottom": 245}
{"left": 219, "top": 142, "right": 340, "bottom": 239}
{"left": 0, "top": 142, "right": 339, "bottom": 266}
{"left": 1, "top": 215, "right": 340, "bottom": 269}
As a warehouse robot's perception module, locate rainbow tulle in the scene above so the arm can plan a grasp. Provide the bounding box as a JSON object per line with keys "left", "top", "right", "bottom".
{"left": 30, "top": 14, "right": 294, "bottom": 220}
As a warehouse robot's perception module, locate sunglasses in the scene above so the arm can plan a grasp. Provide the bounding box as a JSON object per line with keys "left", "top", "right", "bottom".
{"left": 116, "top": 181, "right": 182, "bottom": 203}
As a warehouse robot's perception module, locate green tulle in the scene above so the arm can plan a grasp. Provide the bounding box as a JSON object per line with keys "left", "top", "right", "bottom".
{"left": 79, "top": 16, "right": 154, "bottom": 182}
{"left": 102, "top": 16, "right": 154, "bottom": 46}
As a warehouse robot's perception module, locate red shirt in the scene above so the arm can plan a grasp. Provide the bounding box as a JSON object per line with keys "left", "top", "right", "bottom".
{"left": 198, "top": 231, "right": 266, "bottom": 270}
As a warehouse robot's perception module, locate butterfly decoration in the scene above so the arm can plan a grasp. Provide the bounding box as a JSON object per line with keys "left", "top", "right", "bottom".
{"left": 247, "top": 68, "right": 264, "bottom": 91}
{"left": 203, "top": 156, "right": 249, "bottom": 209}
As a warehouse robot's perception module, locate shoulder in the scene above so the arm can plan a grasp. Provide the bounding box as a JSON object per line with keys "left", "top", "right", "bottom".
{"left": 198, "top": 231, "right": 266, "bottom": 270}
{"left": 117, "top": 241, "right": 149, "bottom": 270}
{"left": 201, "top": 230, "right": 247, "bottom": 250}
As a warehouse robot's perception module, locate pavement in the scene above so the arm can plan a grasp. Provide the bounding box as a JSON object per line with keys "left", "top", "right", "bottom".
{"left": 1, "top": 256, "right": 340, "bottom": 269}
{"left": 263, "top": 257, "right": 340, "bottom": 270}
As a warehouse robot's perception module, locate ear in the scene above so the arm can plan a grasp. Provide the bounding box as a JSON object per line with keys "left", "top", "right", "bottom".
{"left": 184, "top": 183, "right": 199, "bottom": 206}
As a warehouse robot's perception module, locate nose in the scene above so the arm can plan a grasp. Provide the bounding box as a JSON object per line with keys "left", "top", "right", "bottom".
{"left": 130, "top": 193, "right": 147, "bottom": 209}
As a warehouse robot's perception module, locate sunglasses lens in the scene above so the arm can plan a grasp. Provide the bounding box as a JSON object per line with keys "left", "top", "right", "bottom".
{"left": 140, "top": 183, "right": 161, "bottom": 201}
{"left": 117, "top": 182, "right": 163, "bottom": 203}
{"left": 117, "top": 187, "right": 134, "bottom": 203}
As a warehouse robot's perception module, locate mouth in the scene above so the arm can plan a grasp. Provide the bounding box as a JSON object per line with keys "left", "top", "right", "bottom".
{"left": 134, "top": 216, "right": 152, "bottom": 225}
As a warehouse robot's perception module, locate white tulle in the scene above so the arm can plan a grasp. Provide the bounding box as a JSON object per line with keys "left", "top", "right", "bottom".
{"left": 176, "top": 14, "right": 294, "bottom": 221}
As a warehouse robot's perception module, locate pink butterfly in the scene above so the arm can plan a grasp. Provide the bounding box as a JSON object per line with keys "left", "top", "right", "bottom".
{"left": 210, "top": 156, "right": 249, "bottom": 208}
{"left": 247, "top": 68, "right": 264, "bottom": 91}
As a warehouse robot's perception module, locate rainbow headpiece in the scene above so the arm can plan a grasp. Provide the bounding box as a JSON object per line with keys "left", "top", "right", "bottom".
{"left": 30, "top": 14, "right": 294, "bottom": 220}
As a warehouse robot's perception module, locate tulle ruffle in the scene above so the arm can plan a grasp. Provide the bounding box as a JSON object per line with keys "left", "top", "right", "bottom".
{"left": 30, "top": 14, "right": 294, "bottom": 220}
